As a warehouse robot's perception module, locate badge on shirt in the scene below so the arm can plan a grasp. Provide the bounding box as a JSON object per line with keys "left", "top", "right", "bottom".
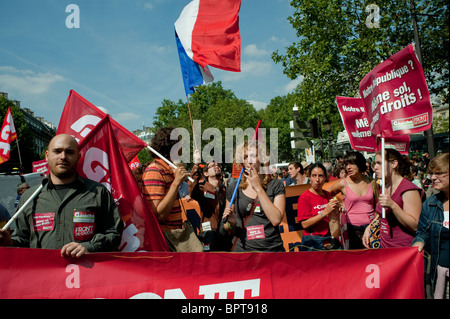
{"left": 246, "top": 225, "right": 265, "bottom": 240}
{"left": 73, "top": 211, "right": 95, "bottom": 241}
{"left": 204, "top": 191, "right": 216, "bottom": 200}
{"left": 33, "top": 213, "right": 55, "bottom": 232}
{"left": 443, "top": 210, "right": 449, "bottom": 229}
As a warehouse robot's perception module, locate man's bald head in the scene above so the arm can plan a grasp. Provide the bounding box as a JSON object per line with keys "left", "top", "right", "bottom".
{"left": 45, "top": 134, "right": 80, "bottom": 184}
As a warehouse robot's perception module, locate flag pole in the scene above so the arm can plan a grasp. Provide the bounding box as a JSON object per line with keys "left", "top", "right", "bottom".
{"left": 146, "top": 145, "right": 194, "bottom": 183}
{"left": 2, "top": 183, "right": 45, "bottom": 230}
{"left": 186, "top": 95, "right": 199, "bottom": 155}
{"left": 381, "top": 137, "right": 386, "bottom": 218}
{"left": 15, "top": 136, "right": 23, "bottom": 168}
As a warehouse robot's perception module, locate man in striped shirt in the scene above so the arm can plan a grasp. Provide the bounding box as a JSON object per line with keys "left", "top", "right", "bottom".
{"left": 142, "top": 127, "right": 189, "bottom": 233}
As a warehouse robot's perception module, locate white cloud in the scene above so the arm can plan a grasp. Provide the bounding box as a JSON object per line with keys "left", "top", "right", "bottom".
{"left": 0, "top": 66, "right": 64, "bottom": 95}
{"left": 248, "top": 100, "right": 268, "bottom": 110}
{"left": 221, "top": 60, "right": 272, "bottom": 82}
{"left": 284, "top": 76, "right": 303, "bottom": 93}
{"left": 114, "top": 112, "right": 140, "bottom": 122}
{"left": 244, "top": 44, "right": 269, "bottom": 58}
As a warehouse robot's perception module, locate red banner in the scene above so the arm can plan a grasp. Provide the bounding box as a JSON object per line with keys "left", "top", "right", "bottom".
{"left": 336, "top": 96, "right": 410, "bottom": 154}
{"left": 359, "top": 43, "right": 432, "bottom": 137}
{"left": 57, "top": 90, "right": 146, "bottom": 163}
{"left": 32, "top": 159, "right": 49, "bottom": 174}
{"left": 77, "top": 116, "right": 168, "bottom": 252}
{"left": 0, "top": 247, "right": 424, "bottom": 299}
{"left": 0, "top": 107, "right": 17, "bottom": 165}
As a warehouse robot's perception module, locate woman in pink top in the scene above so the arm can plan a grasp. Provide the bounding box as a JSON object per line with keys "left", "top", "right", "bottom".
{"left": 327, "top": 152, "right": 377, "bottom": 249}
{"left": 362, "top": 149, "right": 422, "bottom": 248}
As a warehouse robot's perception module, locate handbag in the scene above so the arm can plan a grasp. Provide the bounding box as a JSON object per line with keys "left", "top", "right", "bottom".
{"left": 163, "top": 220, "right": 204, "bottom": 252}
{"left": 368, "top": 217, "right": 381, "bottom": 248}
{"left": 368, "top": 179, "right": 381, "bottom": 248}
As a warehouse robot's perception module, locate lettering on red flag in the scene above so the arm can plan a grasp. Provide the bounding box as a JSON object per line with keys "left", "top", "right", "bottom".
{"left": 77, "top": 116, "right": 168, "bottom": 252}
{"left": 359, "top": 43, "right": 432, "bottom": 137}
{"left": 0, "top": 107, "right": 18, "bottom": 165}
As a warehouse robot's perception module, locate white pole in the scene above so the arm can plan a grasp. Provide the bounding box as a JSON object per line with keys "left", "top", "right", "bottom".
{"left": 2, "top": 184, "right": 44, "bottom": 230}
{"left": 381, "top": 137, "right": 386, "bottom": 219}
{"left": 146, "top": 146, "right": 194, "bottom": 183}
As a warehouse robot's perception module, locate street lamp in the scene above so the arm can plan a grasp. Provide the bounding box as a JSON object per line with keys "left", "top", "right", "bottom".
{"left": 322, "top": 118, "right": 332, "bottom": 160}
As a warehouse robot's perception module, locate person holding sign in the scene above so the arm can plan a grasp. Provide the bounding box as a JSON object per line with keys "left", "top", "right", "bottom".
{"left": 221, "top": 140, "right": 285, "bottom": 252}
{"left": 297, "top": 163, "right": 342, "bottom": 251}
{"left": 413, "top": 153, "right": 449, "bottom": 299}
{"left": 362, "top": 149, "right": 422, "bottom": 248}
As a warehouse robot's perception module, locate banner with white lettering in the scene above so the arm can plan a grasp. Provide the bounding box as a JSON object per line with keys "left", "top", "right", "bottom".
{"left": 0, "top": 247, "right": 424, "bottom": 299}
{"left": 57, "top": 90, "right": 146, "bottom": 163}
{"left": 359, "top": 43, "right": 432, "bottom": 137}
{"left": 32, "top": 159, "right": 49, "bottom": 174}
{"left": 77, "top": 115, "right": 168, "bottom": 252}
{"left": 336, "top": 96, "right": 410, "bottom": 154}
{"left": 0, "top": 107, "right": 17, "bottom": 165}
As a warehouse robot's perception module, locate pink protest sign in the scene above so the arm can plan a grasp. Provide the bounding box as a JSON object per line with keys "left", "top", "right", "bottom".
{"left": 359, "top": 44, "right": 432, "bottom": 137}
{"left": 336, "top": 96, "right": 410, "bottom": 154}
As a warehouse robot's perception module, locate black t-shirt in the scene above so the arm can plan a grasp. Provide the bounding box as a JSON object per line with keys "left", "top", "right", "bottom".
{"left": 226, "top": 179, "right": 285, "bottom": 252}
{"left": 438, "top": 225, "right": 449, "bottom": 267}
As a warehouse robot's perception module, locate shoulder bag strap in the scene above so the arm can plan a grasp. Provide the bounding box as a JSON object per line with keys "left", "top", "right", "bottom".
{"left": 231, "top": 198, "right": 259, "bottom": 252}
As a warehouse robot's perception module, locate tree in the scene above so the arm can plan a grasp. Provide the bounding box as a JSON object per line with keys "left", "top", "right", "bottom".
{"left": 273, "top": 0, "right": 449, "bottom": 139}
{"left": 152, "top": 82, "right": 259, "bottom": 170}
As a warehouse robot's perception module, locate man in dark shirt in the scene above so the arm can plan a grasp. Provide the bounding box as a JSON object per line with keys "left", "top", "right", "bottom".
{"left": 0, "top": 134, "right": 123, "bottom": 258}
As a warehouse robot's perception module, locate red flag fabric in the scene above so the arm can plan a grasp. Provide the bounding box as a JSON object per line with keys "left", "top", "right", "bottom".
{"left": 57, "top": 90, "right": 147, "bottom": 163}
{"left": 359, "top": 43, "right": 432, "bottom": 138}
{"left": 77, "top": 115, "right": 169, "bottom": 252}
{"left": 336, "top": 96, "right": 410, "bottom": 154}
{"left": 0, "top": 107, "right": 18, "bottom": 165}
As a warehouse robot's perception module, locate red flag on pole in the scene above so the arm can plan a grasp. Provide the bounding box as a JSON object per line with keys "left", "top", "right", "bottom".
{"left": 336, "top": 96, "right": 410, "bottom": 154}
{"left": 359, "top": 43, "right": 432, "bottom": 138}
{"left": 57, "top": 90, "right": 147, "bottom": 163}
{"left": 0, "top": 107, "right": 18, "bottom": 165}
{"left": 77, "top": 115, "right": 169, "bottom": 252}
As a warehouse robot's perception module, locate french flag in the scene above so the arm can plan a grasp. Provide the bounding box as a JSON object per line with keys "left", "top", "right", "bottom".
{"left": 175, "top": 0, "right": 241, "bottom": 95}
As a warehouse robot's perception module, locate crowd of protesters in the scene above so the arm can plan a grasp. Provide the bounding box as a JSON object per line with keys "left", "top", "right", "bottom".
{"left": 0, "top": 128, "right": 447, "bottom": 299}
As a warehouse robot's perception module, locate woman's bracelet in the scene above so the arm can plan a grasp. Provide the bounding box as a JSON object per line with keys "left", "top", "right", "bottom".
{"left": 227, "top": 222, "right": 233, "bottom": 230}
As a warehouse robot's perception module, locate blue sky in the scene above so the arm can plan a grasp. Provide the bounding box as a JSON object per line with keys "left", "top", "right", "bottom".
{"left": 0, "top": 0, "right": 300, "bottom": 132}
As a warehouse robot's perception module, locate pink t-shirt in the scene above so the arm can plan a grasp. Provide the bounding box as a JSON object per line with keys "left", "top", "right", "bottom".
{"left": 297, "top": 189, "right": 331, "bottom": 237}
{"left": 343, "top": 179, "right": 375, "bottom": 226}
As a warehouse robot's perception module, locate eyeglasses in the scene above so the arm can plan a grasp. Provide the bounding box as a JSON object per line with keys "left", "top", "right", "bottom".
{"left": 429, "top": 172, "right": 449, "bottom": 178}
{"left": 207, "top": 163, "right": 221, "bottom": 169}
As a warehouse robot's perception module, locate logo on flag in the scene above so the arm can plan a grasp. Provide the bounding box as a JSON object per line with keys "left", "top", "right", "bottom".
{"left": 77, "top": 116, "right": 169, "bottom": 252}
{"left": 57, "top": 90, "right": 147, "bottom": 163}
{"left": 0, "top": 107, "right": 18, "bottom": 165}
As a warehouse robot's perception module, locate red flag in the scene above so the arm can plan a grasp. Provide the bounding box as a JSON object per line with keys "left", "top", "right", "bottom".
{"left": 359, "top": 44, "right": 432, "bottom": 138}
{"left": 77, "top": 115, "right": 169, "bottom": 252}
{"left": 0, "top": 107, "right": 18, "bottom": 165}
{"left": 336, "top": 96, "right": 410, "bottom": 154}
{"left": 57, "top": 90, "right": 147, "bottom": 163}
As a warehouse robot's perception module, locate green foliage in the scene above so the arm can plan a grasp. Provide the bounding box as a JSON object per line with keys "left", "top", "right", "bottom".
{"left": 152, "top": 82, "right": 259, "bottom": 170}
{"left": 273, "top": 0, "right": 449, "bottom": 138}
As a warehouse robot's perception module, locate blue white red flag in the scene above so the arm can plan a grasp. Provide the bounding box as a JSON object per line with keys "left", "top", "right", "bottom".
{"left": 175, "top": 32, "right": 213, "bottom": 95}
{"left": 175, "top": 0, "right": 241, "bottom": 95}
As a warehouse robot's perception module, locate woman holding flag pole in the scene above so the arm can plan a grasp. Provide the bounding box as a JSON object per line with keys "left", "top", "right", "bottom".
{"left": 362, "top": 148, "right": 422, "bottom": 249}
{"left": 220, "top": 139, "right": 286, "bottom": 252}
